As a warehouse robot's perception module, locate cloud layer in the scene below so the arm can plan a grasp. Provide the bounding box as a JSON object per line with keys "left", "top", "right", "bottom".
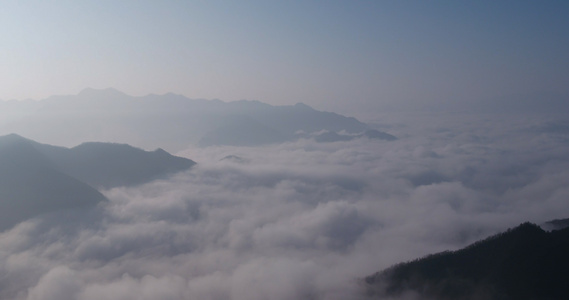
{"left": 1, "top": 112, "right": 569, "bottom": 299}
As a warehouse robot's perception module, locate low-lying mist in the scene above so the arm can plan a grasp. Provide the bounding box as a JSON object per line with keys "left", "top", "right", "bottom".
{"left": 2, "top": 112, "right": 569, "bottom": 300}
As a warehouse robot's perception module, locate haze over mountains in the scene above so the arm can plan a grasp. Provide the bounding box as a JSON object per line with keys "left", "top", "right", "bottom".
{"left": 0, "top": 88, "right": 393, "bottom": 151}
{"left": 0, "top": 134, "right": 105, "bottom": 231}
{"left": 0, "top": 101, "right": 568, "bottom": 299}
{"left": 0, "top": 91, "right": 568, "bottom": 300}
{"left": 0, "top": 134, "right": 194, "bottom": 231}
{"left": 1, "top": 0, "right": 568, "bottom": 298}
{"left": 29, "top": 139, "right": 195, "bottom": 189}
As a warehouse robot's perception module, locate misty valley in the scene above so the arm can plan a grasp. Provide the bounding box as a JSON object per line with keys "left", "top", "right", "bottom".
{"left": 0, "top": 90, "right": 569, "bottom": 300}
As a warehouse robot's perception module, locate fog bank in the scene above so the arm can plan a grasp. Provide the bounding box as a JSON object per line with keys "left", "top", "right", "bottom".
{"left": 1, "top": 112, "right": 569, "bottom": 299}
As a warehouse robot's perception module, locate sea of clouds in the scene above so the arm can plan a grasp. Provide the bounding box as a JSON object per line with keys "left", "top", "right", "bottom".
{"left": 1, "top": 112, "right": 569, "bottom": 300}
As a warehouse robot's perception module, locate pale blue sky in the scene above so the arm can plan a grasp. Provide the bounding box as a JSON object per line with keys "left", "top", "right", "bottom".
{"left": 1, "top": 1, "right": 568, "bottom": 116}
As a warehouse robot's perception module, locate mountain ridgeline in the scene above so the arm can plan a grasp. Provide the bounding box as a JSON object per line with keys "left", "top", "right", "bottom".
{"left": 0, "top": 88, "right": 395, "bottom": 151}
{"left": 365, "top": 222, "right": 569, "bottom": 300}
{"left": 30, "top": 140, "right": 195, "bottom": 189}
{"left": 0, "top": 134, "right": 195, "bottom": 231}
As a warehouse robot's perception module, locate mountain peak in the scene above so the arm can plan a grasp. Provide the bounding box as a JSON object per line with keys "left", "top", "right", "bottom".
{"left": 0, "top": 133, "right": 32, "bottom": 148}
{"left": 0, "top": 133, "right": 26, "bottom": 141}
{"left": 294, "top": 102, "right": 314, "bottom": 110}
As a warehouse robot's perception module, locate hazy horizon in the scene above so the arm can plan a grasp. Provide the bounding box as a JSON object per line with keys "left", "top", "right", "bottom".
{"left": 2, "top": 1, "right": 569, "bottom": 299}
{"left": 2, "top": 1, "right": 568, "bottom": 119}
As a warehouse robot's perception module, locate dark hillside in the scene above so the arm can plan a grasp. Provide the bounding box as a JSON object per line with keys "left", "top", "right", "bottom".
{"left": 0, "top": 134, "right": 106, "bottom": 230}
{"left": 365, "top": 222, "right": 569, "bottom": 300}
{"left": 0, "top": 134, "right": 196, "bottom": 230}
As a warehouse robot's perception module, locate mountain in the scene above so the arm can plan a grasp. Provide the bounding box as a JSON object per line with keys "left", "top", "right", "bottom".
{"left": 29, "top": 139, "right": 196, "bottom": 189}
{"left": 364, "top": 222, "right": 569, "bottom": 300}
{"left": 0, "top": 134, "right": 106, "bottom": 231}
{"left": 0, "top": 134, "right": 196, "bottom": 230}
{"left": 0, "top": 88, "right": 394, "bottom": 151}
{"left": 199, "top": 116, "right": 288, "bottom": 147}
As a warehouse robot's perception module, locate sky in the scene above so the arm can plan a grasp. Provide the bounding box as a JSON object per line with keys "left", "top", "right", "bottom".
{"left": 1, "top": 0, "right": 568, "bottom": 117}
{"left": 2, "top": 2, "right": 569, "bottom": 298}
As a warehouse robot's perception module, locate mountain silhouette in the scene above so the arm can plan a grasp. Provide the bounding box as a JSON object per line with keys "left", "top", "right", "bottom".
{"left": 0, "top": 134, "right": 106, "bottom": 231}
{"left": 0, "top": 134, "right": 196, "bottom": 230}
{"left": 365, "top": 222, "right": 569, "bottom": 300}
{"left": 0, "top": 88, "right": 395, "bottom": 150}
{"left": 30, "top": 139, "right": 196, "bottom": 189}
{"left": 199, "top": 116, "right": 288, "bottom": 147}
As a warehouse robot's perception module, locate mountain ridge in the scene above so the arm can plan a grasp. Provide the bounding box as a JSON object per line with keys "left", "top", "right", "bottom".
{"left": 0, "top": 88, "right": 394, "bottom": 151}
{"left": 365, "top": 221, "right": 569, "bottom": 300}
{"left": 0, "top": 134, "right": 196, "bottom": 230}
{"left": 27, "top": 136, "right": 196, "bottom": 189}
{"left": 0, "top": 134, "right": 107, "bottom": 231}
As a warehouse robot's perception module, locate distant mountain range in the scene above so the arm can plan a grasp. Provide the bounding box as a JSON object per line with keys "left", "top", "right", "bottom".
{"left": 0, "top": 88, "right": 395, "bottom": 151}
{"left": 0, "top": 134, "right": 195, "bottom": 231}
{"left": 365, "top": 222, "right": 569, "bottom": 300}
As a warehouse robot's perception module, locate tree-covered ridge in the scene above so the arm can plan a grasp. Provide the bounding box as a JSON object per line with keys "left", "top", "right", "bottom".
{"left": 365, "top": 222, "right": 569, "bottom": 300}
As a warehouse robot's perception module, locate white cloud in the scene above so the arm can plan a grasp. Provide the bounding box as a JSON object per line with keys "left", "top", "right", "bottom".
{"left": 0, "top": 112, "right": 568, "bottom": 299}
